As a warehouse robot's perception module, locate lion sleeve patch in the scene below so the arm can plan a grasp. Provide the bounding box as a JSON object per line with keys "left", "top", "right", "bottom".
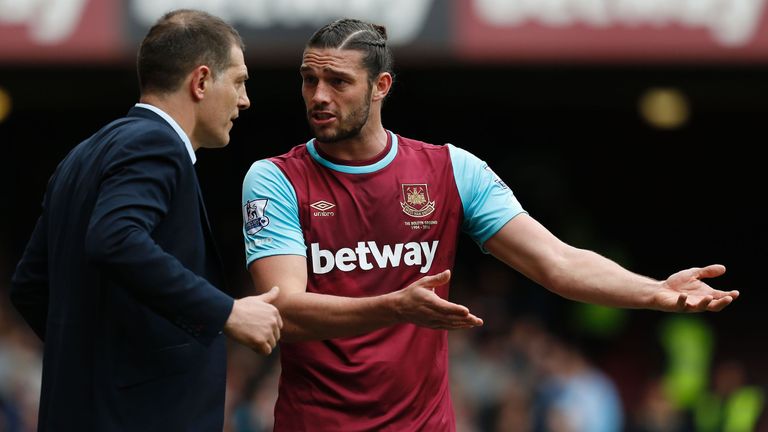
{"left": 243, "top": 199, "right": 270, "bottom": 235}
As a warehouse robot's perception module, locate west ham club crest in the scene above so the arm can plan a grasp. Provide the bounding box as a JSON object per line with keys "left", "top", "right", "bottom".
{"left": 400, "top": 184, "right": 436, "bottom": 218}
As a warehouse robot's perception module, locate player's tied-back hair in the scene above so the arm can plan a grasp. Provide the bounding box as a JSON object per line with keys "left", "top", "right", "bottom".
{"left": 306, "top": 18, "right": 394, "bottom": 84}
{"left": 137, "top": 9, "right": 245, "bottom": 94}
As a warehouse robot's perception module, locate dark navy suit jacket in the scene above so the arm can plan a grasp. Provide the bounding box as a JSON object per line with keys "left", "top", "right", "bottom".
{"left": 10, "top": 107, "right": 235, "bottom": 431}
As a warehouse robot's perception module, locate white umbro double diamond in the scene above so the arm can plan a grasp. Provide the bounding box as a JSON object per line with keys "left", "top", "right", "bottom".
{"left": 310, "top": 200, "right": 336, "bottom": 211}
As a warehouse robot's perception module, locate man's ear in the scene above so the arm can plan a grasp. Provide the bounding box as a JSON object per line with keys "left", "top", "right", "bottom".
{"left": 372, "top": 72, "right": 393, "bottom": 102}
{"left": 189, "top": 65, "right": 212, "bottom": 102}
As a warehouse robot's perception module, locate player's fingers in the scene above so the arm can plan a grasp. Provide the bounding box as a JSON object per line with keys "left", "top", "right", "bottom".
{"left": 429, "top": 297, "right": 470, "bottom": 316}
{"left": 707, "top": 296, "right": 733, "bottom": 312}
{"left": 436, "top": 313, "right": 483, "bottom": 328}
{"left": 415, "top": 270, "right": 451, "bottom": 288}
{"left": 437, "top": 318, "right": 484, "bottom": 330}
{"left": 715, "top": 290, "right": 740, "bottom": 300}
{"left": 691, "top": 295, "right": 713, "bottom": 312}
{"left": 454, "top": 317, "right": 483, "bottom": 328}
{"left": 449, "top": 322, "right": 483, "bottom": 330}
{"left": 675, "top": 293, "right": 688, "bottom": 311}
{"left": 696, "top": 264, "right": 726, "bottom": 279}
{"left": 453, "top": 313, "right": 482, "bottom": 325}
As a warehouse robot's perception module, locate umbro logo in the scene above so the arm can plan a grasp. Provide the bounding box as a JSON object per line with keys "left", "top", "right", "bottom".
{"left": 310, "top": 200, "right": 335, "bottom": 211}
{"left": 310, "top": 200, "right": 336, "bottom": 217}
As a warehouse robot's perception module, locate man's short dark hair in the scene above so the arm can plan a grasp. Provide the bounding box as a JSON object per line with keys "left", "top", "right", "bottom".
{"left": 137, "top": 9, "right": 244, "bottom": 94}
{"left": 306, "top": 18, "right": 394, "bottom": 84}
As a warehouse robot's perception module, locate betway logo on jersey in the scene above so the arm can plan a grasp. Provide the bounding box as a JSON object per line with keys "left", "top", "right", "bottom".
{"left": 311, "top": 241, "right": 439, "bottom": 274}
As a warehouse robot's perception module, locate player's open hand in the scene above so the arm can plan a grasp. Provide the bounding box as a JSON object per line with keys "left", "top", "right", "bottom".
{"left": 654, "top": 264, "right": 739, "bottom": 312}
{"left": 224, "top": 286, "right": 284, "bottom": 354}
{"left": 394, "top": 270, "right": 483, "bottom": 330}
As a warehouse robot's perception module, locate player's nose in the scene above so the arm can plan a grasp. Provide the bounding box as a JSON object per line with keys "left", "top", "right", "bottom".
{"left": 311, "top": 81, "right": 332, "bottom": 105}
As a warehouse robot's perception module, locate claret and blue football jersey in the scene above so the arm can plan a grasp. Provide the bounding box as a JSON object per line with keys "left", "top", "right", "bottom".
{"left": 242, "top": 131, "right": 524, "bottom": 431}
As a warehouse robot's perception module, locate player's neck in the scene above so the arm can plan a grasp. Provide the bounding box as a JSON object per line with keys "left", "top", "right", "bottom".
{"left": 316, "top": 123, "right": 388, "bottom": 162}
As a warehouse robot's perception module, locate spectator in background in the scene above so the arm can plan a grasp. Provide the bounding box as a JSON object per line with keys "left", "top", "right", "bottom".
{"left": 9, "top": 9, "right": 282, "bottom": 431}
{"left": 535, "top": 336, "right": 624, "bottom": 432}
{"left": 629, "top": 377, "right": 689, "bottom": 432}
{"left": 694, "top": 360, "right": 765, "bottom": 432}
{"left": 0, "top": 298, "right": 39, "bottom": 432}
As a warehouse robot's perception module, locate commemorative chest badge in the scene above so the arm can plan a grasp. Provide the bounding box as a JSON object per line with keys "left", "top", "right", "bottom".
{"left": 400, "top": 183, "right": 435, "bottom": 218}
{"left": 400, "top": 183, "right": 439, "bottom": 231}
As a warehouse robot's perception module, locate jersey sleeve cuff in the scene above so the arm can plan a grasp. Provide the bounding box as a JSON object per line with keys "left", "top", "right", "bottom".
{"left": 246, "top": 248, "right": 307, "bottom": 269}
{"left": 477, "top": 210, "right": 528, "bottom": 253}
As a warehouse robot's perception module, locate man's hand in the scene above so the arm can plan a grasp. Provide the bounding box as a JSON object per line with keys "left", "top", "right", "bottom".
{"left": 393, "top": 270, "right": 483, "bottom": 329}
{"left": 224, "top": 286, "right": 284, "bottom": 354}
{"left": 655, "top": 264, "right": 740, "bottom": 312}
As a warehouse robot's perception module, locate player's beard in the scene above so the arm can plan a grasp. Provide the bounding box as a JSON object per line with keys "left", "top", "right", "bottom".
{"left": 310, "top": 85, "right": 372, "bottom": 144}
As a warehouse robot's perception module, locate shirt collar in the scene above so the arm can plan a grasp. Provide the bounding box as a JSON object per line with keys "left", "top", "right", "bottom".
{"left": 134, "top": 103, "right": 196, "bottom": 164}
{"left": 306, "top": 131, "right": 398, "bottom": 174}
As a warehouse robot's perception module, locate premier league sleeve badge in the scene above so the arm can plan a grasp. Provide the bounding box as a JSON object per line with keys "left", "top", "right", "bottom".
{"left": 243, "top": 199, "right": 270, "bottom": 235}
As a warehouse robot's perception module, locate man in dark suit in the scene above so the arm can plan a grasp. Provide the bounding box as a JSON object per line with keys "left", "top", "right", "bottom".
{"left": 9, "top": 9, "right": 283, "bottom": 431}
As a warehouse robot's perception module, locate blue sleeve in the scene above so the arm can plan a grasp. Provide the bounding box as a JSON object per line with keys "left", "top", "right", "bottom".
{"left": 448, "top": 144, "right": 526, "bottom": 251}
{"left": 242, "top": 160, "right": 306, "bottom": 267}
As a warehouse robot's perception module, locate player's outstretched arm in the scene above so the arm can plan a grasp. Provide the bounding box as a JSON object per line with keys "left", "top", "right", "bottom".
{"left": 484, "top": 213, "right": 738, "bottom": 311}
{"left": 248, "top": 255, "right": 482, "bottom": 342}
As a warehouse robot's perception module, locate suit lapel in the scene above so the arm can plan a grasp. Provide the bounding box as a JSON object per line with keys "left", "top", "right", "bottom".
{"left": 131, "top": 105, "right": 230, "bottom": 291}
{"left": 192, "top": 170, "right": 228, "bottom": 291}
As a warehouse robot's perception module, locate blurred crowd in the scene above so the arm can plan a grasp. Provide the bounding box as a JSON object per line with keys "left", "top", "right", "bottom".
{"left": 0, "top": 297, "right": 42, "bottom": 431}
{"left": 1, "top": 258, "right": 765, "bottom": 432}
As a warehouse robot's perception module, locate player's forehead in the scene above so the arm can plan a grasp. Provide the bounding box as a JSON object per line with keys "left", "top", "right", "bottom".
{"left": 300, "top": 47, "right": 365, "bottom": 75}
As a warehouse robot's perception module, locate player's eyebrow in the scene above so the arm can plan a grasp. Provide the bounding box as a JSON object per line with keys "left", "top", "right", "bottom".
{"left": 300, "top": 64, "right": 356, "bottom": 81}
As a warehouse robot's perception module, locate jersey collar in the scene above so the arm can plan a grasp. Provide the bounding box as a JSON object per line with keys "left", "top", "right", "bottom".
{"left": 306, "top": 131, "right": 398, "bottom": 174}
